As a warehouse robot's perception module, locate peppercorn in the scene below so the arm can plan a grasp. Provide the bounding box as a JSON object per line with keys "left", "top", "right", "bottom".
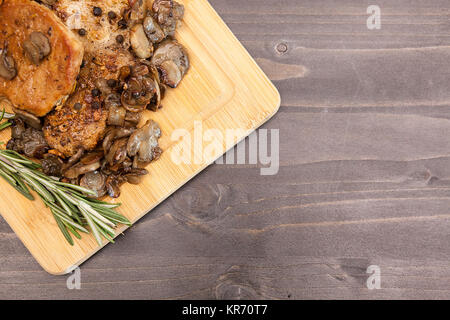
{"left": 132, "top": 92, "right": 140, "bottom": 99}
{"left": 107, "top": 79, "right": 117, "bottom": 88}
{"left": 91, "top": 88, "right": 101, "bottom": 97}
{"left": 78, "top": 28, "right": 87, "bottom": 36}
{"left": 92, "top": 101, "right": 101, "bottom": 109}
{"left": 115, "top": 34, "right": 124, "bottom": 44}
{"left": 118, "top": 19, "right": 127, "bottom": 29}
{"left": 93, "top": 6, "right": 102, "bottom": 16}
{"left": 73, "top": 103, "right": 82, "bottom": 111}
{"left": 108, "top": 11, "right": 117, "bottom": 20}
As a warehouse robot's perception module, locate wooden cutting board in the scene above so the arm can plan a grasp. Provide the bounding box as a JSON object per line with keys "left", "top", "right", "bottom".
{"left": 0, "top": 0, "right": 280, "bottom": 275}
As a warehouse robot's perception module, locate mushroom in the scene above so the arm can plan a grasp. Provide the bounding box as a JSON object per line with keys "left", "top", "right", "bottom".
{"left": 105, "top": 175, "right": 122, "bottom": 198}
{"left": 0, "top": 45, "right": 17, "bottom": 80}
{"left": 121, "top": 76, "right": 155, "bottom": 112}
{"left": 127, "top": 119, "right": 162, "bottom": 162}
{"left": 23, "top": 32, "right": 51, "bottom": 66}
{"left": 130, "top": 24, "right": 153, "bottom": 59}
{"left": 105, "top": 138, "right": 128, "bottom": 166}
{"left": 122, "top": 167, "right": 148, "bottom": 184}
{"left": 143, "top": 15, "right": 165, "bottom": 43}
{"left": 64, "top": 160, "right": 101, "bottom": 179}
{"left": 12, "top": 107, "right": 42, "bottom": 129}
{"left": 108, "top": 105, "right": 127, "bottom": 126}
{"left": 80, "top": 151, "right": 104, "bottom": 165}
{"left": 41, "top": 154, "right": 63, "bottom": 177}
{"left": 80, "top": 171, "right": 107, "bottom": 198}
{"left": 102, "top": 127, "right": 135, "bottom": 152}
{"left": 151, "top": 39, "right": 189, "bottom": 88}
{"left": 152, "top": 0, "right": 184, "bottom": 37}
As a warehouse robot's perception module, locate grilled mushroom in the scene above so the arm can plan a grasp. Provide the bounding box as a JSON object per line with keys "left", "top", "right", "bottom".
{"left": 80, "top": 171, "right": 107, "bottom": 198}
{"left": 151, "top": 39, "right": 189, "bottom": 88}
{"left": 23, "top": 32, "right": 51, "bottom": 65}
{"left": 143, "top": 15, "right": 165, "bottom": 43}
{"left": 0, "top": 45, "right": 17, "bottom": 80}
{"left": 127, "top": 119, "right": 162, "bottom": 162}
{"left": 152, "top": 0, "right": 184, "bottom": 37}
{"left": 13, "top": 107, "right": 42, "bottom": 129}
{"left": 64, "top": 160, "right": 101, "bottom": 179}
{"left": 130, "top": 24, "right": 153, "bottom": 59}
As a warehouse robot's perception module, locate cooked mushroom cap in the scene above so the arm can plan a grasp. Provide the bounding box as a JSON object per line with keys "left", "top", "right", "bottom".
{"left": 13, "top": 107, "right": 42, "bottom": 129}
{"left": 151, "top": 39, "right": 188, "bottom": 88}
{"left": 23, "top": 32, "right": 51, "bottom": 65}
{"left": 0, "top": 47, "right": 17, "bottom": 80}
{"left": 130, "top": 24, "right": 153, "bottom": 59}
{"left": 80, "top": 171, "right": 106, "bottom": 198}
{"left": 127, "top": 119, "right": 161, "bottom": 162}
{"left": 143, "top": 15, "right": 165, "bottom": 43}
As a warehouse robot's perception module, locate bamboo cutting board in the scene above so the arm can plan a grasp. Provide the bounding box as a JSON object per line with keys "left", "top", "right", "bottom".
{"left": 0, "top": 0, "right": 280, "bottom": 274}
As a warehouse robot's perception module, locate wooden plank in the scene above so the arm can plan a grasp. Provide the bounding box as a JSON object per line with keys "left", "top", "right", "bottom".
{"left": 3, "top": 0, "right": 450, "bottom": 299}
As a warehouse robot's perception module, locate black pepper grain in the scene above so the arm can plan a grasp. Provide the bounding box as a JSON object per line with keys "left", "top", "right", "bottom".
{"left": 108, "top": 11, "right": 117, "bottom": 20}
{"left": 93, "top": 6, "right": 102, "bottom": 16}
{"left": 107, "top": 79, "right": 117, "bottom": 87}
{"left": 73, "top": 103, "right": 82, "bottom": 111}
{"left": 92, "top": 101, "right": 101, "bottom": 109}
{"left": 118, "top": 19, "right": 127, "bottom": 29}
{"left": 91, "top": 88, "right": 101, "bottom": 97}
{"left": 78, "top": 28, "right": 87, "bottom": 36}
{"left": 115, "top": 34, "right": 124, "bottom": 44}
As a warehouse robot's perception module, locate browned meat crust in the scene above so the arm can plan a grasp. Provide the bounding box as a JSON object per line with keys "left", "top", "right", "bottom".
{"left": 43, "top": 100, "right": 108, "bottom": 157}
{"left": 0, "top": 0, "right": 84, "bottom": 117}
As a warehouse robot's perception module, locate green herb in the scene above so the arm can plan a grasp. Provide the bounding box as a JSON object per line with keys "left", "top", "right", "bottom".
{"left": 0, "top": 149, "right": 131, "bottom": 246}
{"left": 0, "top": 108, "right": 13, "bottom": 130}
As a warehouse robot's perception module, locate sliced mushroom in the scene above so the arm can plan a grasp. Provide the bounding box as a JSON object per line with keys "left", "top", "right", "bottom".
{"left": 80, "top": 151, "right": 104, "bottom": 165}
{"left": 64, "top": 160, "right": 101, "bottom": 179}
{"left": 143, "top": 15, "right": 165, "bottom": 43}
{"left": 64, "top": 147, "right": 84, "bottom": 170}
{"left": 13, "top": 107, "right": 42, "bottom": 129}
{"left": 103, "top": 127, "right": 135, "bottom": 152}
{"left": 125, "top": 111, "right": 142, "bottom": 124}
{"left": 121, "top": 76, "right": 154, "bottom": 112}
{"left": 105, "top": 138, "right": 128, "bottom": 166}
{"left": 130, "top": 24, "right": 153, "bottom": 59}
{"left": 152, "top": 0, "right": 184, "bottom": 37}
{"left": 0, "top": 45, "right": 17, "bottom": 80}
{"left": 23, "top": 32, "right": 51, "bottom": 66}
{"left": 105, "top": 175, "right": 121, "bottom": 198}
{"left": 80, "top": 171, "right": 107, "bottom": 198}
{"left": 108, "top": 105, "right": 127, "bottom": 126}
{"left": 127, "top": 119, "right": 162, "bottom": 162}
{"left": 122, "top": 167, "right": 148, "bottom": 184}
{"left": 151, "top": 39, "right": 189, "bottom": 88}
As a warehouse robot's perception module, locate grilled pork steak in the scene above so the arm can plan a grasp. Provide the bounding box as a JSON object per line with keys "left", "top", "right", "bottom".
{"left": 43, "top": 0, "right": 137, "bottom": 156}
{"left": 0, "top": 0, "right": 84, "bottom": 117}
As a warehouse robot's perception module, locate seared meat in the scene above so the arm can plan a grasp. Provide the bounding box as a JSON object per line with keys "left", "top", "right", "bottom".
{"left": 43, "top": 100, "right": 108, "bottom": 157}
{"left": 0, "top": 0, "right": 84, "bottom": 116}
{"left": 43, "top": 0, "right": 136, "bottom": 156}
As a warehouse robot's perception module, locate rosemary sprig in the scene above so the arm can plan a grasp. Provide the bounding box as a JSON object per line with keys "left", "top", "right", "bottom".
{"left": 0, "top": 108, "right": 13, "bottom": 131}
{"left": 0, "top": 149, "right": 131, "bottom": 246}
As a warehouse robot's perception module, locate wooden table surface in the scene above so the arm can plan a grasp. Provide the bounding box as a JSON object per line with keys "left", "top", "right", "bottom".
{"left": 2, "top": 0, "right": 450, "bottom": 299}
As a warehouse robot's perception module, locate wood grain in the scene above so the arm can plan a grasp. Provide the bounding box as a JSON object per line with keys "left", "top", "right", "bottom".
{"left": 0, "top": 0, "right": 280, "bottom": 275}
{"left": 3, "top": 0, "right": 450, "bottom": 299}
